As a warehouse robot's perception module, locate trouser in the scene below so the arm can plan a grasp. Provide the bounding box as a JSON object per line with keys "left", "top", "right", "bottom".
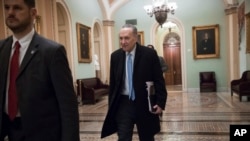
{"left": 115, "top": 95, "right": 155, "bottom": 141}
{"left": 0, "top": 113, "right": 25, "bottom": 141}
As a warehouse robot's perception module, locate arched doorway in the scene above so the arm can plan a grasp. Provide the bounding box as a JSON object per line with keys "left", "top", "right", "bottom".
{"left": 93, "top": 20, "right": 108, "bottom": 83}
{"left": 93, "top": 23, "right": 102, "bottom": 79}
{"left": 56, "top": 2, "right": 75, "bottom": 79}
{"left": 163, "top": 32, "right": 182, "bottom": 88}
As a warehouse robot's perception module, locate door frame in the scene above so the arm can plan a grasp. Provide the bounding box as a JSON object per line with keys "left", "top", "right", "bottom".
{"left": 150, "top": 18, "right": 187, "bottom": 92}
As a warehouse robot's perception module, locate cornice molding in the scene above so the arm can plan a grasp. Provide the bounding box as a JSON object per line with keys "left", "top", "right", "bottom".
{"left": 103, "top": 20, "right": 115, "bottom": 26}
{"left": 225, "top": 6, "right": 237, "bottom": 15}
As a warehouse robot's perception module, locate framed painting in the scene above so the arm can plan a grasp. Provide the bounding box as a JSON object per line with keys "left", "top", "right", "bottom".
{"left": 76, "top": 23, "right": 92, "bottom": 63}
{"left": 192, "top": 24, "right": 220, "bottom": 59}
{"left": 137, "top": 31, "right": 144, "bottom": 45}
{"left": 246, "top": 12, "right": 250, "bottom": 53}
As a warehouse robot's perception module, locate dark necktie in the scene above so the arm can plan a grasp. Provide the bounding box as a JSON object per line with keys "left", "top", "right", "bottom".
{"left": 127, "top": 53, "right": 135, "bottom": 100}
{"left": 8, "top": 41, "right": 20, "bottom": 120}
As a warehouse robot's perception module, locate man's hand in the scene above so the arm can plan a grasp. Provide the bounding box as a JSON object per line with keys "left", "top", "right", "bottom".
{"left": 151, "top": 105, "right": 162, "bottom": 114}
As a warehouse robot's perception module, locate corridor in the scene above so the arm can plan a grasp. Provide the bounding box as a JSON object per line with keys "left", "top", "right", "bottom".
{"left": 79, "top": 91, "right": 250, "bottom": 141}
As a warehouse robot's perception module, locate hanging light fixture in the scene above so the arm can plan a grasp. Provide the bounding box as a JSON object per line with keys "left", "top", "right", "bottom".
{"left": 163, "top": 21, "right": 176, "bottom": 32}
{"left": 144, "top": 0, "right": 177, "bottom": 27}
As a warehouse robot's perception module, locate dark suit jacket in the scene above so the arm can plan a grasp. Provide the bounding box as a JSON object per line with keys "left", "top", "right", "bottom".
{"left": 0, "top": 33, "right": 80, "bottom": 141}
{"left": 101, "top": 43, "right": 167, "bottom": 138}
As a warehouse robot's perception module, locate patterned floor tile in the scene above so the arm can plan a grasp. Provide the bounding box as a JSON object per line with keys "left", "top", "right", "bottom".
{"left": 79, "top": 91, "right": 250, "bottom": 141}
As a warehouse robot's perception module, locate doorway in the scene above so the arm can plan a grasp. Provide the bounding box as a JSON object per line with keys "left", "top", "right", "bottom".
{"left": 93, "top": 23, "right": 102, "bottom": 79}
{"left": 163, "top": 32, "right": 182, "bottom": 88}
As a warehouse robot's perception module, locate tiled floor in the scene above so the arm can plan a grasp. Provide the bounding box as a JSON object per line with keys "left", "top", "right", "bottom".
{"left": 79, "top": 87, "right": 250, "bottom": 141}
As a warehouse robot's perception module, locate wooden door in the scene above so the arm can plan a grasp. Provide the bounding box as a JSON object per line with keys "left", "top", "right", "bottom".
{"left": 164, "top": 45, "right": 182, "bottom": 85}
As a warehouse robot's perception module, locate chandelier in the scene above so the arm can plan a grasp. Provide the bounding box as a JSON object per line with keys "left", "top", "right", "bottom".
{"left": 144, "top": 0, "right": 177, "bottom": 27}
{"left": 163, "top": 21, "right": 176, "bottom": 32}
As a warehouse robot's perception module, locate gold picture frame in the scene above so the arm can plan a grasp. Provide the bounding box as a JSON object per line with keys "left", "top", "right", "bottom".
{"left": 137, "top": 31, "right": 144, "bottom": 45}
{"left": 246, "top": 12, "right": 250, "bottom": 53}
{"left": 76, "top": 23, "right": 92, "bottom": 63}
{"left": 192, "top": 24, "right": 220, "bottom": 59}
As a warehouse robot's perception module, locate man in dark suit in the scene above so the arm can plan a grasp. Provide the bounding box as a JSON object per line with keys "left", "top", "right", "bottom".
{"left": 0, "top": 0, "right": 79, "bottom": 141}
{"left": 147, "top": 44, "right": 168, "bottom": 73}
{"left": 101, "top": 24, "right": 167, "bottom": 141}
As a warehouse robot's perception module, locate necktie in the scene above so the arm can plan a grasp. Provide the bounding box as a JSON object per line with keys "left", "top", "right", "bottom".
{"left": 127, "top": 53, "right": 135, "bottom": 100}
{"left": 8, "top": 41, "right": 20, "bottom": 120}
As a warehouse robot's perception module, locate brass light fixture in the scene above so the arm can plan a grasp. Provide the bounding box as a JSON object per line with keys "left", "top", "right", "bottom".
{"left": 144, "top": 0, "right": 177, "bottom": 27}
{"left": 163, "top": 21, "right": 176, "bottom": 32}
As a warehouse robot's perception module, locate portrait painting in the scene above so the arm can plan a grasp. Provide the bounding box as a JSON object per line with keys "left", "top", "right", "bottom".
{"left": 192, "top": 24, "right": 220, "bottom": 59}
{"left": 76, "top": 23, "right": 92, "bottom": 63}
{"left": 137, "top": 31, "right": 144, "bottom": 45}
{"left": 246, "top": 12, "right": 250, "bottom": 53}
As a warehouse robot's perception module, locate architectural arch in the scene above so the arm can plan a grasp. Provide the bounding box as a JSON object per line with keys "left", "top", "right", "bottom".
{"left": 92, "top": 19, "right": 109, "bottom": 83}
{"left": 97, "top": 0, "right": 130, "bottom": 19}
{"left": 150, "top": 17, "right": 187, "bottom": 91}
{"left": 56, "top": 0, "right": 76, "bottom": 80}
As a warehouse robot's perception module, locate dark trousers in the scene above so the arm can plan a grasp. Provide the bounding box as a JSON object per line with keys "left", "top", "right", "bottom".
{"left": 115, "top": 95, "right": 154, "bottom": 141}
{"left": 0, "top": 113, "right": 25, "bottom": 141}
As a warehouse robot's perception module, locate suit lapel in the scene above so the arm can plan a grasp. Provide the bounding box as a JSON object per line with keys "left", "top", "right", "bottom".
{"left": 18, "top": 33, "right": 39, "bottom": 78}
{"left": 134, "top": 43, "right": 142, "bottom": 71}
{"left": 116, "top": 49, "right": 126, "bottom": 82}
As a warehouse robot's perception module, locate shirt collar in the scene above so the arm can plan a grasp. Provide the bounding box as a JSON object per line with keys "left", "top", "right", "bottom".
{"left": 12, "top": 28, "right": 35, "bottom": 48}
{"left": 126, "top": 44, "right": 136, "bottom": 56}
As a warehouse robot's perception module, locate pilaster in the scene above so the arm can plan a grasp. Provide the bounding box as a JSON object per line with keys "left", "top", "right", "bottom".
{"left": 36, "top": 0, "right": 58, "bottom": 41}
{"left": 0, "top": 1, "right": 5, "bottom": 39}
{"left": 225, "top": 5, "right": 240, "bottom": 88}
{"left": 102, "top": 20, "right": 115, "bottom": 84}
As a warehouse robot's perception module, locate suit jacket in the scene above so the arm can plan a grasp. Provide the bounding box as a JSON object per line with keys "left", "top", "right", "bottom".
{"left": 0, "top": 33, "right": 80, "bottom": 141}
{"left": 101, "top": 43, "right": 167, "bottom": 138}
